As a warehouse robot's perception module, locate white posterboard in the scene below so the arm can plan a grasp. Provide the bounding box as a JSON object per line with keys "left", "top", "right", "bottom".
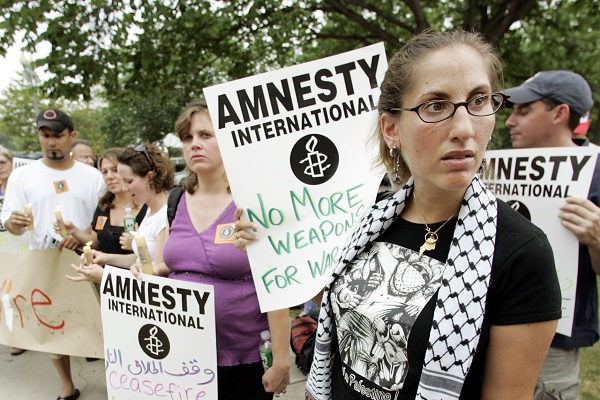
{"left": 482, "top": 147, "right": 598, "bottom": 336}
{"left": 101, "top": 266, "right": 217, "bottom": 399}
{"left": 204, "top": 43, "right": 387, "bottom": 312}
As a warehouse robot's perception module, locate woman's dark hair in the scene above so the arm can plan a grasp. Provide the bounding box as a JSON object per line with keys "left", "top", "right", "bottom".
{"left": 98, "top": 148, "right": 123, "bottom": 212}
{"left": 118, "top": 142, "right": 174, "bottom": 192}
{"left": 374, "top": 30, "right": 503, "bottom": 184}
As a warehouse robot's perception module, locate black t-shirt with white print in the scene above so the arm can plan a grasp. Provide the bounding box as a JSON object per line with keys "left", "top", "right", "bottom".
{"left": 331, "top": 199, "right": 562, "bottom": 400}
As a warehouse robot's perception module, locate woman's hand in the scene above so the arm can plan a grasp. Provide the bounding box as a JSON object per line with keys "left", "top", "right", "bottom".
{"left": 130, "top": 260, "right": 144, "bottom": 279}
{"left": 264, "top": 308, "right": 291, "bottom": 396}
{"left": 119, "top": 231, "right": 134, "bottom": 251}
{"left": 262, "top": 362, "right": 291, "bottom": 397}
{"left": 92, "top": 249, "right": 110, "bottom": 266}
{"left": 58, "top": 234, "right": 81, "bottom": 251}
{"left": 54, "top": 219, "right": 76, "bottom": 236}
{"left": 66, "top": 263, "right": 104, "bottom": 283}
{"left": 233, "top": 208, "right": 259, "bottom": 252}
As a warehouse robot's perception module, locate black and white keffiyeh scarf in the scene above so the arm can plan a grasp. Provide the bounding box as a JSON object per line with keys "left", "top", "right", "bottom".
{"left": 305, "top": 176, "right": 497, "bottom": 400}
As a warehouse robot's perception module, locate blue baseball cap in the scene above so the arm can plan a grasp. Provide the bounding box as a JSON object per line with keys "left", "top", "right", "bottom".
{"left": 503, "top": 70, "right": 593, "bottom": 117}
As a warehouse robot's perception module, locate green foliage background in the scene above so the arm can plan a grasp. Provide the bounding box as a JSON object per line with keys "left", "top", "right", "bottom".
{"left": 1, "top": 0, "right": 599, "bottom": 153}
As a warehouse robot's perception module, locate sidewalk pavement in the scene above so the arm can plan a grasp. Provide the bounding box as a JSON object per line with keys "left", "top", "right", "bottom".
{"left": 0, "top": 344, "right": 307, "bottom": 399}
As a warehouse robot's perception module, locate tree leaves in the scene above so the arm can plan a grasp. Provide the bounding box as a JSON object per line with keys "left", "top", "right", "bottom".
{"left": 1, "top": 0, "right": 598, "bottom": 149}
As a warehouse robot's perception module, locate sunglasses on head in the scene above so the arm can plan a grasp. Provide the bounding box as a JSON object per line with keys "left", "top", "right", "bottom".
{"left": 133, "top": 143, "right": 155, "bottom": 170}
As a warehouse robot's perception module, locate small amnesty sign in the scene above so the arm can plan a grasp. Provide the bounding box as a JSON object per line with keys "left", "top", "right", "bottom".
{"left": 481, "top": 147, "right": 598, "bottom": 336}
{"left": 204, "top": 43, "right": 387, "bottom": 311}
{"left": 101, "top": 266, "right": 217, "bottom": 400}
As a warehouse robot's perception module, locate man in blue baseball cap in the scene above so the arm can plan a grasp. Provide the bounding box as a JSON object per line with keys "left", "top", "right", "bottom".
{"left": 504, "top": 71, "right": 599, "bottom": 400}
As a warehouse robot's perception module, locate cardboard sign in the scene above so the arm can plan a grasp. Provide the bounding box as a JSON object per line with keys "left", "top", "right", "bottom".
{"left": 204, "top": 43, "right": 387, "bottom": 311}
{"left": 0, "top": 249, "right": 103, "bottom": 357}
{"left": 482, "top": 147, "right": 598, "bottom": 336}
{"left": 101, "top": 266, "right": 217, "bottom": 400}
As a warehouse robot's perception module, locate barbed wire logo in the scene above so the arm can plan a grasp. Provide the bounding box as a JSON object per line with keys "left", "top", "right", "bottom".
{"left": 290, "top": 134, "right": 339, "bottom": 185}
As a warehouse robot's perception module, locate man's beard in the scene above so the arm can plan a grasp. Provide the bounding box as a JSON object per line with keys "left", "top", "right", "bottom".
{"left": 47, "top": 151, "right": 66, "bottom": 160}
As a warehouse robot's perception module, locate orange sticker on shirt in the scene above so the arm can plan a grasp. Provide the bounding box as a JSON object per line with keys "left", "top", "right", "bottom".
{"left": 95, "top": 216, "right": 108, "bottom": 230}
{"left": 214, "top": 223, "right": 235, "bottom": 244}
{"left": 54, "top": 180, "right": 69, "bottom": 194}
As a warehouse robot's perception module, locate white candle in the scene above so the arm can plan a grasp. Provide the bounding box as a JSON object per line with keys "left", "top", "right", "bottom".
{"left": 134, "top": 234, "right": 154, "bottom": 275}
{"left": 54, "top": 206, "right": 68, "bottom": 237}
{"left": 83, "top": 241, "right": 93, "bottom": 266}
{"left": 24, "top": 202, "right": 34, "bottom": 231}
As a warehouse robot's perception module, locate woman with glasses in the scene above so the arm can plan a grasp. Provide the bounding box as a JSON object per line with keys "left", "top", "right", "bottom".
{"left": 69, "top": 143, "right": 172, "bottom": 281}
{"left": 299, "top": 30, "right": 561, "bottom": 399}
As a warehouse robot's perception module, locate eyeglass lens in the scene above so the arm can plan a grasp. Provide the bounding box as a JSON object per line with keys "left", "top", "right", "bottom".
{"left": 418, "top": 94, "right": 503, "bottom": 122}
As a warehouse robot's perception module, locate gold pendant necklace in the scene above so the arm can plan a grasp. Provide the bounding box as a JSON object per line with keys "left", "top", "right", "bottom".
{"left": 412, "top": 192, "right": 458, "bottom": 256}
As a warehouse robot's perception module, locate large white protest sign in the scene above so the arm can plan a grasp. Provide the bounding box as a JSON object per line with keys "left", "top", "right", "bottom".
{"left": 0, "top": 249, "right": 103, "bottom": 357}
{"left": 101, "top": 266, "right": 217, "bottom": 400}
{"left": 481, "top": 147, "right": 598, "bottom": 336}
{"left": 13, "top": 156, "right": 35, "bottom": 170}
{"left": 204, "top": 43, "right": 387, "bottom": 311}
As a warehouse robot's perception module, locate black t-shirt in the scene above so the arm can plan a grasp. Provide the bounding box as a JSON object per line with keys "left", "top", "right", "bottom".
{"left": 331, "top": 199, "right": 562, "bottom": 400}
{"left": 91, "top": 204, "right": 148, "bottom": 254}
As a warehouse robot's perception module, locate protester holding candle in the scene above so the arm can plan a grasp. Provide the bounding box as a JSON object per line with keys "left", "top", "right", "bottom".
{"left": 0, "top": 108, "right": 104, "bottom": 400}
{"left": 68, "top": 143, "right": 172, "bottom": 282}
{"left": 129, "top": 100, "right": 290, "bottom": 399}
{"left": 60, "top": 149, "right": 147, "bottom": 267}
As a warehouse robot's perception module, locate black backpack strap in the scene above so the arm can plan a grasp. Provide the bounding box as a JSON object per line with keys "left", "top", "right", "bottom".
{"left": 167, "top": 186, "right": 185, "bottom": 227}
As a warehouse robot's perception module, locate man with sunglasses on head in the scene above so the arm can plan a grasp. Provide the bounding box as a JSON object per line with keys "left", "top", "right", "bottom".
{"left": 504, "top": 71, "right": 600, "bottom": 400}
{"left": 0, "top": 108, "right": 105, "bottom": 400}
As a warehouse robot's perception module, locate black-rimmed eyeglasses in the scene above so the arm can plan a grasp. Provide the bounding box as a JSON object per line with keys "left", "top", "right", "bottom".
{"left": 388, "top": 93, "right": 507, "bottom": 123}
{"left": 134, "top": 143, "right": 155, "bottom": 170}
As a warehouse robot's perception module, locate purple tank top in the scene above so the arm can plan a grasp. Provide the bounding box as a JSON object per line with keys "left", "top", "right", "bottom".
{"left": 163, "top": 195, "right": 269, "bottom": 366}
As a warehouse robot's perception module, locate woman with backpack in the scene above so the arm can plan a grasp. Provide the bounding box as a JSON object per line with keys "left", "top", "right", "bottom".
{"left": 131, "top": 99, "right": 290, "bottom": 400}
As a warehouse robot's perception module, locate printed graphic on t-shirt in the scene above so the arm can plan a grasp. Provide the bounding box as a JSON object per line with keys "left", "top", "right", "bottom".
{"left": 331, "top": 241, "right": 445, "bottom": 393}
{"left": 214, "top": 223, "right": 235, "bottom": 244}
{"left": 95, "top": 216, "right": 108, "bottom": 230}
{"left": 54, "top": 179, "right": 69, "bottom": 194}
{"left": 41, "top": 230, "right": 61, "bottom": 249}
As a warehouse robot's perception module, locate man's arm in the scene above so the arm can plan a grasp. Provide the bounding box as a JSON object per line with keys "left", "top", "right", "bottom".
{"left": 559, "top": 196, "right": 600, "bottom": 275}
{"left": 3, "top": 211, "right": 30, "bottom": 236}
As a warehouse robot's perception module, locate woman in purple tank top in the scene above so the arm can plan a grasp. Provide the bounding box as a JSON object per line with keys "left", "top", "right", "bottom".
{"left": 140, "top": 100, "right": 291, "bottom": 400}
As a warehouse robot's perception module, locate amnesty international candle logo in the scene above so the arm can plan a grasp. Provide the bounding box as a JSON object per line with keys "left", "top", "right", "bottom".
{"left": 507, "top": 200, "right": 531, "bottom": 221}
{"left": 138, "top": 324, "right": 170, "bottom": 359}
{"left": 214, "top": 223, "right": 235, "bottom": 244}
{"left": 54, "top": 179, "right": 69, "bottom": 194}
{"left": 290, "top": 134, "right": 339, "bottom": 185}
{"left": 95, "top": 216, "right": 108, "bottom": 230}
